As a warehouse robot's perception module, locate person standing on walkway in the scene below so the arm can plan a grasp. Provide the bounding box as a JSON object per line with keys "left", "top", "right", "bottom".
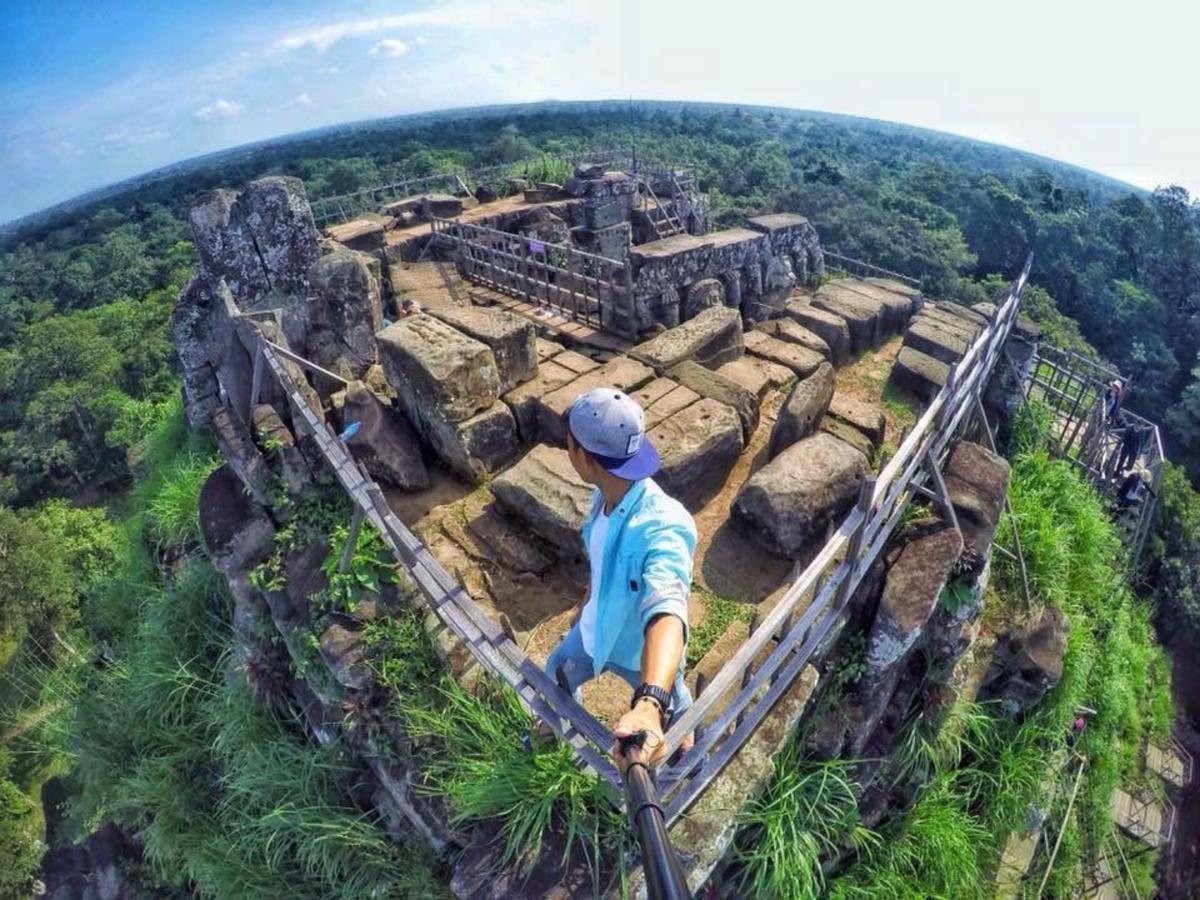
{"left": 540, "top": 387, "right": 697, "bottom": 765}
{"left": 1114, "top": 419, "right": 1142, "bottom": 474}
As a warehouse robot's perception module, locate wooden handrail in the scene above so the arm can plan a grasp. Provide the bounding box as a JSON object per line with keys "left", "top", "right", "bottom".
{"left": 654, "top": 254, "right": 1032, "bottom": 808}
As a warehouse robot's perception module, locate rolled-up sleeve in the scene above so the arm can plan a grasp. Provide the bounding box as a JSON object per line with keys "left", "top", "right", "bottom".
{"left": 637, "top": 518, "right": 696, "bottom": 640}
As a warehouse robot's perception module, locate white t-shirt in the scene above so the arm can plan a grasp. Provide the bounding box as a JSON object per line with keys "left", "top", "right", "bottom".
{"left": 578, "top": 507, "right": 611, "bottom": 657}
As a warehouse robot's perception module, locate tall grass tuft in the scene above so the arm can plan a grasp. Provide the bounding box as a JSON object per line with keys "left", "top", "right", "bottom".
{"left": 733, "top": 751, "right": 876, "bottom": 900}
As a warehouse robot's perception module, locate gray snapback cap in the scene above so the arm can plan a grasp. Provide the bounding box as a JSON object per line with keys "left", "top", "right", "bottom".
{"left": 564, "top": 387, "right": 660, "bottom": 479}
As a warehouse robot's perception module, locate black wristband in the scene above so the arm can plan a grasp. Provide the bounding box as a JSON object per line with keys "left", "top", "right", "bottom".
{"left": 632, "top": 683, "right": 671, "bottom": 723}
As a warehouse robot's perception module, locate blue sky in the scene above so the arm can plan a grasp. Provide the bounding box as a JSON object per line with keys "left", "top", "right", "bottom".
{"left": 1, "top": 0, "right": 1197, "bottom": 224}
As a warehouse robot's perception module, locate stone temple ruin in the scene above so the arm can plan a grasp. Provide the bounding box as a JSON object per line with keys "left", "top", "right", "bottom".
{"left": 175, "top": 155, "right": 1060, "bottom": 895}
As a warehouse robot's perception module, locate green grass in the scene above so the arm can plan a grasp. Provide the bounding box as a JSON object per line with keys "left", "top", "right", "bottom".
{"left": 686, "top": 585, "right": 754, "bottom": 667}
{"left": 733, "top": 752, "right": 876, "bottom": 899}
{"left": 881, "top": 382, "right": 917, "bottom": 430}
{"left": 363, "top": 605, "right": 629, "bottom": 889}
{"left": 736, "top": 399, "right": 1174, "bottom": 899}
{"left": 145, "top": 450, "right": 219, "bottom": 551}
{"left": 69, "top": 557, "right": 444, "bottom": 900}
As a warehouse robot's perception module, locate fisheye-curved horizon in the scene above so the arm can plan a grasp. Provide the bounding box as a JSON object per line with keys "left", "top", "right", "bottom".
{"left": 1, "top": 0, "right": 1196, "bottom": 223}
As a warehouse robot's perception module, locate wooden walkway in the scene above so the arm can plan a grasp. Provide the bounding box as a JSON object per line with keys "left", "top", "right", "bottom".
{"left": 1111, "top": 787, "right": 1171, "bottom": 848}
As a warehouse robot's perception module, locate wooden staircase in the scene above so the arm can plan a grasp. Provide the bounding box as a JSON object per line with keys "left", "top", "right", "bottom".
{"left": 638, "top": 170, "right": 699, "bottom": 240}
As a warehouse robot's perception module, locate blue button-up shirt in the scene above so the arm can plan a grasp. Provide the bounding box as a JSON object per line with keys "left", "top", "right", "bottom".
{"left": 580, "top": 477, "right": 696, "bottom": 677}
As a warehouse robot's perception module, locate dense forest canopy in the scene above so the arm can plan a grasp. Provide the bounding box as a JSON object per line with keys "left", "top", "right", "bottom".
{"left": 2, "top": 103, "right": 1198, "bottom": 506}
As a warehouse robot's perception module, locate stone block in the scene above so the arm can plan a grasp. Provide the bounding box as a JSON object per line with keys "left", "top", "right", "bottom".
{"left": 537, "top": 357, "right": 656, "bottom": 445}
{"left": 716, "top": 356, "right": 795, "bottom": 398}
{"left": 378, "top": 314, "right": 499, "bottom": 424}
{"left": 820, "top": 417, "right": 875, "bottom": 460}
{"left": 651, "top": 399, "right": 744, "bottom": 510}
{"left": 382, "top": 196, "right": 423, "bottom": 217}
{"left": 669, "top": 359, "right": 760, "bottom": 440}
{"left": 340, "top": 381, "right": 428, "bottom": 490}
{"left": 631, "top": 378, "right": 701, "bottom": 430}
{"left": 754, "top": 318, "right": 832, "bottom": 361}
{"left": 309, "top": 249, "right": 384, "bottom": 371}
{"left": 583, "top": 194, "right": 634, "bottom": 229}
{"left": 199, "top": 465, "right": 276, "bottom": 576}
{"left": 427, "top": 305, "right": 537, "bottom": 393}
{"left": 422, "top": 194, "right": 464, "bottom": 218}
{"left": 979, "top": 605, "right": 1067, "bottom": 715}
{"left": 327, "top": 219, "right": 386, "bottom": 252}
{"left": 784, "top": 301, "right": 851, "bottom": 365}
{"left": 903, "top": 318, "right": 970, "bottom": 364}
{"left": 187, "top": 189, "right": 270, "bottom": 304}
{"left": 828, "top": 394, "right": 886, "bottom": 447}
{"left": 571, "top": 222, "right": 631, "bottom": 260}
{"left": 889, "top": 346, "right": 949, "bottom": 402}
{"left": 732, "top": 432, "right": 868, "bottom": 558}
{"left": 489, "top": 445, "right": 593, "bottom": 558}
{"left": 743, "top": 330, "right": 824, "bottom": 378}
{"left": 847, "top": 281, "right": 913, "bottom": 331}
{"left": 535, "top": 337, "right": 565, "bottom": 363}
{"left": 934, "top": 300, "right": 990, "bottom": 329}
{"left": 631, "top": 305, "right": 743, "bottom": 372}
{"left": 554, "top": 349, "right": 601, "bottom": 376}
{"left": 429, "top": 401, "right": 520, "bottom": 483}
{"left": 865, "top": 277, "right": 924, "bottom": 314}
{"left": 945, "top": 440, "right": 1011, "bottom": 554}
{"left": 919, "top": 306, "right": 981, "bottom": 341}
{"left": 238, "top": 176, "right": 321, "bottom": 298}
{"left": 502, "top": 359, "right": 577, "bottom": 444}
{"left": 811, "top": 284, "right": 884, "bottom": 353}
{"left": 768, "top": 362, "right": 835, "bottom": 458}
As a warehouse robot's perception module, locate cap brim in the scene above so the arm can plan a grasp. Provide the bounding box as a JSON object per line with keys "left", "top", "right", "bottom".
{"left": 591, "top": 438, "right": 660, "bottom": 480}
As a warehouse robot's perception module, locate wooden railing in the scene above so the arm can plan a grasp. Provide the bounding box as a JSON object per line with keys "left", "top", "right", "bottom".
{"left": 240, "top": 330, "right": 627, "bottom": 794}
{"left": 237, "top": 253, "right": 1032, "bottom": 828}
{"left": 429, "top": 216, "right": 638, "bottom": 338}
{"left": 822, "top": 250, "right": 924, "bottom": 288}
{"left": 309, "top": 148, "right": 637, "bottom": 226}
{"left": 652, "top": 253, "right": 1033, "bottom": 818}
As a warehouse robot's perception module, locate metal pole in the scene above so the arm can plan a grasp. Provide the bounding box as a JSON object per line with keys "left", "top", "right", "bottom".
{"left": 619, "top": 734, "right": 692, "bottom": 900}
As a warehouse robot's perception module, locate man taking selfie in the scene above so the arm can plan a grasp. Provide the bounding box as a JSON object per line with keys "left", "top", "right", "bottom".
{"left": 540, "top": 387, "right": 697, "bottom": 765}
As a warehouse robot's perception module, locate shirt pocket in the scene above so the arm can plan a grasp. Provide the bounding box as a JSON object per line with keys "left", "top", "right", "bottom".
{"left": 616, "top": 549, "right": 642, "bottom": 598}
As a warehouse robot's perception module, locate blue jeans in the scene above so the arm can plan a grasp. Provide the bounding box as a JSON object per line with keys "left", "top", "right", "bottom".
{"left": 545, "top": 623, "right": 693, "bottom": 724}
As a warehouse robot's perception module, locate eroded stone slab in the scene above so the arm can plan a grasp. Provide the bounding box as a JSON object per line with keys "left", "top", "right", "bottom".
{"left": 811, "top": 284, "right": 883, "bottom": 354}
{"left": 743, "top": 330, "right": 824, "bottom": 378}
{"left": 732, "top": 432, "right": 867, "bottom": 558}
{"left": 716, "top": 356, "right": 795, "bottom": 398}
{"left": 903, "top": 318, "right": 970, "bottom": 364}
{"left": 489, "top": 445, "right": 592, "bottom": 558}
{"left": 753, "top": 318, "right": 832, "bottom": 361}
{"left": 632, "top": 378, "right": 701, "bottom": 430}
{"left": 828, "top": 394, "right": 886, "bottom": 447}
{"left": 340, "top": 381, "right": 428, "bottom": 490}
{"left": 945, "top": 440, "right": 1011, "bottom": 553}
{"left": 378, "top": 314, "right": 499, "bottom": 423}
{"left": 785, "top": 301, "right": 851, "bottom": 365}
{"left": 502, "top": 359, "right": 578, "bottom": 444}
{"left": 889, "top": 346, "right": 949, "bottom": 402}
{"left": 537, "top": 357, "right": 656, "bottom": 445}
{"left": 630, "top": 305, "right": 743, "bottom": 372}
{"left": 768, "top": 362, "right": 834, "bottom": 458}
{"left": 428, "top": 305, "right": 537, "bottom": 393}
{"left": 651, "top": 398, "right": 744, "bottom": 510}
{"left": 669, "top": 360, "right": 760, "bottom": 440}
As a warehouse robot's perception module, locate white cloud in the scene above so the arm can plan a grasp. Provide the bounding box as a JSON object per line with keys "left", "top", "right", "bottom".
{"left": 295, "top": 93, "right": 311, "bottom": 105}
{"left": 194, "top": 98, "right": 245, "bottom": 120}
{"left": 269, "top": 4, "right": 576, "bottom": 54}
{"left": 414, "top": 35, "right": 430, "bottom": 45}
{"left": 101, "top": 126, "right": 169, "bottom": 148}
{"left": 368, "top": 39, "right": 409, "bottom": 58}
{"left": 316, "top": 65, "right": 341, "bottom": 75}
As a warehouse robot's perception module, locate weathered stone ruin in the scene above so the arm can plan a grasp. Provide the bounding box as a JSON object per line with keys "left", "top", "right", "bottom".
{"left": 174, "top": 158, "right": 1051, "bottom": 896}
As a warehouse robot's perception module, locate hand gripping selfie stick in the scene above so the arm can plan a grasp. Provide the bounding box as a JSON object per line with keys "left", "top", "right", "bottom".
{"left": 616, "top": 731, "right": 692, "bottom": 900}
